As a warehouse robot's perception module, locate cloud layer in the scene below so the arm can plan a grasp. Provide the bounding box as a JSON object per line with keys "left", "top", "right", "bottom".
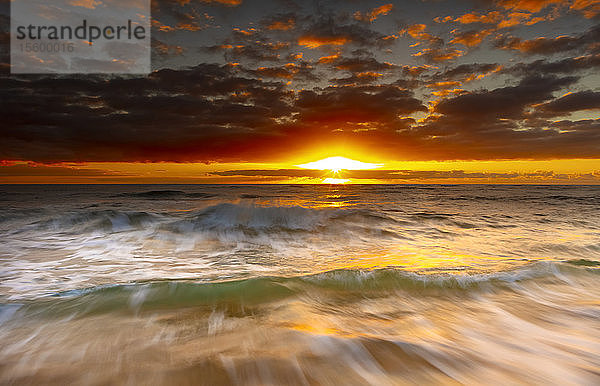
{"left": 1, "top": 0, "right": 599, "bottom": 165}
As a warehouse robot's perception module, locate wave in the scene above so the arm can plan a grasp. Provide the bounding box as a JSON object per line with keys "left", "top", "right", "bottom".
{"left": 7, "top": 262, "right": 597, "bottom": 319}
{"left": 10, "top": 200, "right": 595, "bottom": 242}
{"left": 162, "top": 203, "right": 401, "bottom": 242}
{"left": 7, "top": 203, "right": 403, "bottom": 245}
{"left": 21, "top": 210, "right": 161, "bottom": 234}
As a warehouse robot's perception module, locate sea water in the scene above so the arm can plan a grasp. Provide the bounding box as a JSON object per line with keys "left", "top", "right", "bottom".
{"left": 0, "top": 184, "right": 599, "bottom": 384}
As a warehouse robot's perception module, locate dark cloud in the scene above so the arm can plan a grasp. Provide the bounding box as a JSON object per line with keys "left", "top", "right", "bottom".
{"left": 2, "top": 0, "right": 600, "bottom": 166}
{"left": 503, "top": 54, "right": 600, "bottom": 75}
{"left": 152, "top": 38, "right": 186, "bottom": 58}
{"left": 205, "top": 40, "right": 289, "bottom": 63}
{"left": 2, "top": 68, "right": 599, "bottom": 163}
{"left": 330, "top": 72, "right": 385, "bottom": 85}
{"left": 294, "top": 85, "right": 426, "bottom": 126}
{"left": 327, "top": 56, "right": 398, "bottom": 73}
{"left": 405, "top": 75, "right": 600, "bottom": 159}
{"left": 298, "top": 16, "right": 396, "bottom": 49}
{"left": 353, "top": 3, "right": 394, "bottom": 23}
{"left": 412, "top": 47, "right": 465, "bottom": 63}
{"left": 534, "top": 91, "right": 600, "bottom": 116}
{"left": 261, "top": 13, "right": 296, "bottom": 31}
{"left": 242, "top": 62, "right": 317, "bottom": 80}
{"left": 429, "top": 63, "right": 500, "bottom": 82}
{"left": 0, "top": 163, "right": 131, "bottom": 177}
{"left": 495, "top": 24, "right": 600, "bottom": 55}
{"left": 434, "top": 75, "right": 578, "bottom": 119}
{"left": 1, "top": 65, "right": 293, "bottom": 162}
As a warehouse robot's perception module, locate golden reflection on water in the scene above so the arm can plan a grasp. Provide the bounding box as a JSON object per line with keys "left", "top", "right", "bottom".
{"left": 306, "top": 245, "right": 542, "bottom": 276}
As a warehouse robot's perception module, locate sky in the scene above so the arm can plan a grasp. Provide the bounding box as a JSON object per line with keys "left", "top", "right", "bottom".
{"left": 1, "top": 0, "right": 599, "bottom": 183}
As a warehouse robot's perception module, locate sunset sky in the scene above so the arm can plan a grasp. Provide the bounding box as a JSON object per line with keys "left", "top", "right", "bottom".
{"left": 1, "top": 0, "right": 599, "bottom": 183}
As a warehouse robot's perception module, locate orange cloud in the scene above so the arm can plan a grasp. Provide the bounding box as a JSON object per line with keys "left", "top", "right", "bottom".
{"left": 450, "top": 29, "right": 494, "bottom": 47}
{"left": 449, "top": 7, "right": 555, "bottom": 29}
{"left": 431, "top": 89, "right": 466, "bottom": 97}
{"left": 498, "top": 34, "right": 580, "bottom": 54}
{"left": 233, "top": 27, "right": 257, "bottom": 36}
{"left": 267, "top": 18, "right": 295, "bottom": 31}
{"left": 497, "top": 0, "right": 563, "bottom": 13}
{"left": 406, "top": 24, "right": 426, "bottom": 38}
{"left": 69, "top": 0, "right": 102, "bottom": 9}
{"left": 402, "top": 65, "right": 436, "bottom": 76}
{"left": 571, "top": 0, "right": 600, "bottom": 18}
{"left": 497, "top": 12, "right": 534, "bottom": 28}
{"left": 255, "top": 66, "right": 296, "bottom": 79}
{"left": 413, "top": 48, "right": 464, "bottom": 62}
{"left": 176, "top": 23, "right": 204, "bottom": 31}
{"left": 201, "top": 0, "right": 242, "bottom": 5}
{"left": 298, "top": 36, "right": 350, "bottom": 48}
{"left": 454, "top": 11, "right": 502, "bottom": 24}
{"left": 318, "top": 53, "right": 341, "bottom": 63}
{"left": 427, "top": 81, "right": 463, "bottom": 89}
{"left": 354, "top": 4, "right": 394, "bottom": 22}
{"left": 403, "top": 24, "right": 443, "bottom": 46}
{"left": 356, "top": 71, "right": 383, "bottom": 79}
{"left": 152, "top": 19, "right": 175, "bottom": 32}
{"left": 178, "top": 0, "right": 242, "bottom": 5}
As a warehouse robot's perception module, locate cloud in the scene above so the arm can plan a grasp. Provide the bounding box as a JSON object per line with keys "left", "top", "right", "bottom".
{"left": 429, "top": 63, "right": 501, "bottom": 82}
{"left": 322, "top": 54, "right": 398, "bottom": 74}
{"left": 263, "top": 13, "right": 296, "bottom": 31}
{"left": 497, "top": 0, "right": 564, "bottom": 13}
{"left": 504, "top": 53, "right": 600, "bottom": 74}
{"left": 297, "top": 16, "right": 397, "bottom": 50}
{"left": 152, "top": 38, "right": 185, "bottom": 57}
{"left": 243, "top": 62, "right": 317, "bottom": 80}
{"left": 3, "top": 0, "right": 600, "bottom": 165}
{"left": 0, "top": 162, "right": 130, "bottom": 177}
{"left": 3, "top": 64, "right": 598, "bottom": 163}
{"left": 403, "top": 23, "right": 466, "bottom": 63}
{"left": 298, "top": 35, "right": 349, "bottom": 48}
{"left": 206, "top": 40, "right": 289, "bottom": 62}
{"left": 451, "top": 11, "right": 503, "bottom": 25}
{"left": 495, "top": 24, "right": 600, "bottom": 55}
{"left": 353, "top": 3, "right": 394, "bottom": 23}
{"left": 570, "top": 0, "right": 600, "bottom": 19}
{"left": 434, "top": 75, "right": 577, "bottom": 118}
{"left": 404, "top": 75, "right": 600, "bottom": 160}
{"left": 413, "top": 47, "right": 465, "bottom": 62}
{"left": 450, "top": 29, "right": 494, "bottom": 47}
{"left": 404, "top": 24, "right": 443, "bottom": 46}
{"left": 68, "top": 0, "right": 102, "bottom": 9}
{"left": 200, "top": 0, "right": 241, "bottom": 5}
{"left": 330, "top": 72, "right": 385, "bottom": 85}
{"left": 534, "top": 90, "right": 600, "bottom": 115}
{"left": 209, "top": 168, "right": 600, "bottom": 182}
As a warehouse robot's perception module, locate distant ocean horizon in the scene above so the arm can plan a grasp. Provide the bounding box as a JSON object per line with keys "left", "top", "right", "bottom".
{"left": 1, "top": 184, "right": 599, "bottom": 383}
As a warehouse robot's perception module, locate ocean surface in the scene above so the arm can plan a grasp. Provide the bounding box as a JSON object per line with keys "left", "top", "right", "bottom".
{"left": 0, "top": 184, "right": 599, "bottom": 384}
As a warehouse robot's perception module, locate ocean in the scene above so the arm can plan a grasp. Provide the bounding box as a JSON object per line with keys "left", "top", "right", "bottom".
{"left": 0, "top": 184, "right": 599, "bottom": 384}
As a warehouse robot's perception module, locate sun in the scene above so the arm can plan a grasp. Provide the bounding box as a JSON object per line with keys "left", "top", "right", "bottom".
{"left": 296, "top": 156, "right": 382, "bottom": 172}
{"left": 296, "top": 156, "right": 383, "bottom": 184}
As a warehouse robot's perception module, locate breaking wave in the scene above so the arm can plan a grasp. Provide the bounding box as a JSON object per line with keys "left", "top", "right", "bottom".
{"left": 3, "top": 262, "right": 596, "bottom": 318}
{"left": 11, "top": 203, "right": 401, "bottom": 240}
